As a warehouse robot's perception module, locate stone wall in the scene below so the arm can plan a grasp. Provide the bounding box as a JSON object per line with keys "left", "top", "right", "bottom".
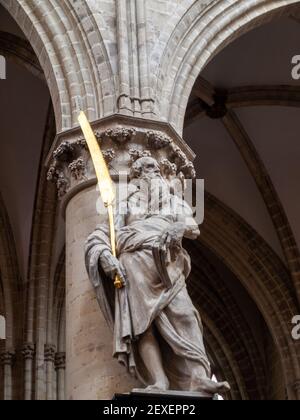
{"left": 2, "top": 0, "right": 299, "bottom": 133}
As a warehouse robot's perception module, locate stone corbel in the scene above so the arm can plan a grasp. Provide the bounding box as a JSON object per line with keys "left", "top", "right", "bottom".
{"left": 47, "top": 117, "right": 196, "bottom": 209}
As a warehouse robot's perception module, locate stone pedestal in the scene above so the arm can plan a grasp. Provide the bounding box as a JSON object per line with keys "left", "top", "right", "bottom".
{"left": 47, "top": 115, "right": 195, "bottom": 400}
{"left": 114, "top": 389, "right": 215, "bottom": 401}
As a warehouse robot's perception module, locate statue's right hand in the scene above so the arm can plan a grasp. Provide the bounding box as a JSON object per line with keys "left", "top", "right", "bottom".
{"left": 99, "top": 250, "right": 127, "bottom": 286}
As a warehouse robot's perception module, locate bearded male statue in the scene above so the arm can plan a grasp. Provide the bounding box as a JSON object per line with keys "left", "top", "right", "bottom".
{"left": 85, "top": 156, "right": 230, "bottom": 396}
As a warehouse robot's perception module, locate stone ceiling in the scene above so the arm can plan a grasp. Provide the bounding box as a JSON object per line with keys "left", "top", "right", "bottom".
{"left": 184, "top": 16, "right": 300, "bottom": 263}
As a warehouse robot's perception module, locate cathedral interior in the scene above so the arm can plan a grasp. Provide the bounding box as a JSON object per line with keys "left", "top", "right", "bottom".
{"left": 0, "top": 0, "right": 299, "bottom": 400}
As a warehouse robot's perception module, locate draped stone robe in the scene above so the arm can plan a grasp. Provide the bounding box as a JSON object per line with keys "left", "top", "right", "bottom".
{"left": 85, "top": 182, "right": 211, "bottom": 390}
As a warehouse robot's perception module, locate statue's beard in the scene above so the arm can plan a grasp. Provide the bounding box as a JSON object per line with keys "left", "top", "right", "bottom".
{"left": 140, "top": 173, "right": 169, "bottom": 192}
{"left": 141, "top": 171, "right": 162, "bottom": 179}
{"left": 138, "top": 173, "right": 172, "bottom": 214}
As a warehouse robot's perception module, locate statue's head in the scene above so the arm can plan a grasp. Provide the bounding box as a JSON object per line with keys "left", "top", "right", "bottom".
{"left": 130, "top": 156, "right": 161, "bottom": 180}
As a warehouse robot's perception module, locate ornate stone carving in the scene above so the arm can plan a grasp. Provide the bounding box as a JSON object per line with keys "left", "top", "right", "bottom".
{"left": 100, "top": 127, "right": 136, "bottom": 143}
{"left": 0, "top": 350, "right": 15, "bottom": 366}
{"left": 47, "top": 164, "right": 58, "bottom": 182}
{"left": 171, "top": 145, "right": 196, "bottom": 179}
{"left": 102, "top": 149, "right": 116, "bottom": 164}
{"left": 57, "top": 174, "right": 69, "bottom": 198}
{"left": 53, "top": 141, "right": 75, "bottom": 161}
{"left": 44, "top": 344, "right": 56, "bottom": 363}
{"left": 47, "top": 163, "right": 70, "bottom": 199}
{"left": 21, "top": 343, "right": 35, "bottom": 361}
{"left": 159, "top": 159, "right": 177, "bottom": 177}
{"left": 69, "top": 157, "right": 86, "bottom": 181}
{"left": 55, "top": 352, "right": 66, "bottom": 370}
{"left": 48, "top": 139, "right": 86, "bottom": 197}
{"left": 74, "top": 137, "right": 88, "bottom": 150}
{"left": 129, "top": 148, "right": 151, "bottom": 163}
{"left": 47, "top": 125, "right": 196, "bottom": 199}
{"left": 147, "top": 131, "right": 171, "bottom": 149}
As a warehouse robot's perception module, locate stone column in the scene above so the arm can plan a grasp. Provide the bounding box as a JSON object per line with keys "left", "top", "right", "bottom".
{"left": 44, "top": 344, "right": 56, "bottom": 400}
{"left": 21, "top": 343, "right": 35, "bottom": 400}
{"left": 47, "top": 115, "right": 195, "bottom": 400}
{"left": 55, "top": 352, "right": 66, "bottom": 401}
{"left": 0, "top": 350, "right": 15, "bottom": 400}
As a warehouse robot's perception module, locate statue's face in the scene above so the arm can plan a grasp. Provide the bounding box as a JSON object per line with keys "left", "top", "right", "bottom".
{"left": 138, "top": 157, "right": 161, "bottom": 179}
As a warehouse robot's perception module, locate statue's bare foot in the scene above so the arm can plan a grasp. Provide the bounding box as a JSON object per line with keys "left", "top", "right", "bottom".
{"left": 145, "top": 379, "right": 169, "bottom": 392}
{"left": 191, "top": 377, "right": 230, "bottom": 396}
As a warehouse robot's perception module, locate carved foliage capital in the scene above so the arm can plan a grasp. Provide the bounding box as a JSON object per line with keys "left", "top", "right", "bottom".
{"left": 21, "top": 343, "right": 35, "bottom": 361}
{"left": 55, "top": 352, "right": 66, "bottom": 370}
{"left": 0, "top": 350, "right": 15, "bottom": 366}
{"left": 44, "top": 344, "right": 56, "bottom": 363}
{"left": 147, "top": 131, "right": 171, "bottom": 149}
{"left": 99, "top": 127, "right": 136, "bottom": 143}
{"left": 47, "top": 126, "right": 196, "bottom": 199}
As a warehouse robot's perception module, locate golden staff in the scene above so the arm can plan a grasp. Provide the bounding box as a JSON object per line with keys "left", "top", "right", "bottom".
{"left": 78, "top": 111, "right": 124, "bottom": 289}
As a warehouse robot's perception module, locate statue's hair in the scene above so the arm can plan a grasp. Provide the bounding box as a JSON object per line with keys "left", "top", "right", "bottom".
{"left": 130, "top": 156, "right": 160, "bottom": 180}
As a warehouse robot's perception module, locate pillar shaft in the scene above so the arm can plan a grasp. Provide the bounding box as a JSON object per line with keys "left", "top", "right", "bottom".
{"left": 47, "top": 115, "right": 195, "bottom": 400}
{"left": 0, "top": 351, "right": 15, "bottom": 400}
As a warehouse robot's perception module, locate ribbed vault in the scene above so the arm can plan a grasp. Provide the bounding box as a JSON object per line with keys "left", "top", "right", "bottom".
{"left": 0, "top": 0, "right": 116, "bottom": 130}
{"left": 197, "top": 193, "right": 300, "bottom": 399}
{"left": 158, "top": 0, "right": 300, "bottom": 133}
{"left": 186, "top": 241, "right": 269, "bottom": 400}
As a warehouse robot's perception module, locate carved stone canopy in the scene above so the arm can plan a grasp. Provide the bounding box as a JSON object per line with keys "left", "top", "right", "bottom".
{"left": 46, "top": 115, "right": 196, "bottom": 205}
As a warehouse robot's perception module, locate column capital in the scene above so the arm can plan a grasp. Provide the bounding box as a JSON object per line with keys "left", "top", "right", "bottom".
{"left": 0, "top": 350, "right": 16, "bottom": 366}
{"left": 21, "top": 343, "right": 35, "bottom": 361}
{"left": 46, "top": 115, "right": 196, "bottom": 209}
{"left": 55, "top": 352, "right": 66, "bottom": 370}
{"left": 44, "top": 344, "right": 56, "bottom": 363}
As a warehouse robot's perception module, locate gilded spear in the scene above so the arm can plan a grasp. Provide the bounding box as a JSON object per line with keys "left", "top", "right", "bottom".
{"left": 78, "top": 111, "right": 124, "bottom": 289}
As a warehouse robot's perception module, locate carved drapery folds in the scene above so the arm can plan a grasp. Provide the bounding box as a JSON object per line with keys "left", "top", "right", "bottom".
{"left": 47, "top": 121, "right": 196, "bottom": 200}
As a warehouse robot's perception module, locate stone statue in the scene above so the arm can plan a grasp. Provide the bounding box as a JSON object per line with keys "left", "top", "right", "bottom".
{"left": 85, "top": 156, "right": 230, "bottom": 396}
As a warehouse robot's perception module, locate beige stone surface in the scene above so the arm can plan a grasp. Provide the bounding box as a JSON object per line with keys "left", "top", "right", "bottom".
{"left": 0, "top": 316, "right": 5, "bottom": 340}
{"left": 66, "top": 186, "right": 139, "bottom": 400}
